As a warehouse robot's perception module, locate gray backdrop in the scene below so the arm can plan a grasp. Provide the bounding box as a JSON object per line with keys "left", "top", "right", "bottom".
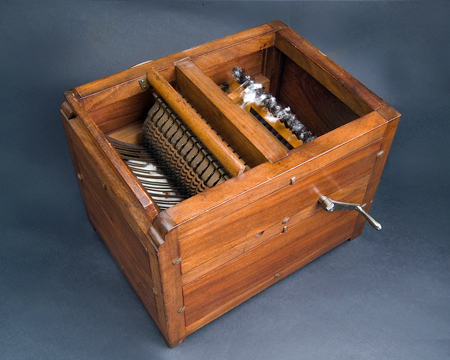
{"left": 1, "top": 1, "right": 449, "bottom": 359}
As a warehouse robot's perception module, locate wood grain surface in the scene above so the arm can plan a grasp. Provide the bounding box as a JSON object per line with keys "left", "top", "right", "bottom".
{"left": 62, "top": 21, "right": 399, "bottom": 347}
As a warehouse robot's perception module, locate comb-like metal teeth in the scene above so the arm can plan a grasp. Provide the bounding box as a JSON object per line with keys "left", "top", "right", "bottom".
{"left": 107, "top": 136, "right": 186, "bottom": 211}
{"left": 141, "top": 93, "right": 231, "bottom": 198}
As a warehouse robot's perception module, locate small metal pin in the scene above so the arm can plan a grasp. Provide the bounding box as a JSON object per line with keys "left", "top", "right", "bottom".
{"left": 139, "top": 77, "right": 150, "bottom": 91}
{"left": 282, "top": 226, "right": 288, "bottom": 233}
{"left": 102, "top": 182, "right": 107, "bottom": 190}
{"left": 376, "top": 151, "right": 384, "bottom": 158}
{"left": 152, "top": 288, "right": 158, "bottom": 296}
{"left": 290, "top": 177, "right": 296, "bottom": 185}
{"left": 77, "top": 173, "right": 83, "bottom": 181}
{"left": 172, "top": 257, "right": 182, "bottom": 265}
{"left": 274, "top": 273, "right": 281, "bottom": 278}
{"left": 177, "top": 306, "right": 185, "bottom": 313}
{"left": 282, "top": 218, "right": 290, "bottom": 224}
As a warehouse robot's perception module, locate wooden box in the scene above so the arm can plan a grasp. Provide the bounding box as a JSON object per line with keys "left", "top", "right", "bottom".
{"left": 60, "top": 21, "right": 399, "bottom": 347}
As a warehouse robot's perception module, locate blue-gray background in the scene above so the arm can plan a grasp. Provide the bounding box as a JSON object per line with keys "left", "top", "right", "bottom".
{"left": 1, "top": 1, "right": 449, "bottom": 359}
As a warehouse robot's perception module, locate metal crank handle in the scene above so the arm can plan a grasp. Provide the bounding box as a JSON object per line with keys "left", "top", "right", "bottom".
{"left": 318, "top": 196, "right": 382, "bottom": 231}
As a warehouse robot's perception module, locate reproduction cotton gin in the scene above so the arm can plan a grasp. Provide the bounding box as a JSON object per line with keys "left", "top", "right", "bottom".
{"left": 60, "top": 21, "right": 399, "bottom": 347}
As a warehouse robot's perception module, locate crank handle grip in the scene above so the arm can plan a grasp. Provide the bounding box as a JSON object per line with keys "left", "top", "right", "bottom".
{"left": 318, "top": 196, "right": 382, "bottom": 231}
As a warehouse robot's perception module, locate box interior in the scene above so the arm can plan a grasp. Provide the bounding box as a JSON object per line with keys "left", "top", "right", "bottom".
{"left": 80, "top": 44, "right": 371, "bottom": 212}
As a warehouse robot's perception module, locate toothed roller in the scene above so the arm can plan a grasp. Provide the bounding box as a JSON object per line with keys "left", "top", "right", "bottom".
{"left": 141, "top": 93, "right": 231, "bottom": 198}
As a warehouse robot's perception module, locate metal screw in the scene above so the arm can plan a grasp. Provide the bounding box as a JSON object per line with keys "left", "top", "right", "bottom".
{"left": 282, "top": 226, "right": 288, "bottom": 233}
{"left": 290, "top": 177, "right": 296, "bottom": 185}
{"left": 376, "top": 151, "right": 384, "bottom": 158}
{"left": 172, "top": 257, "right": 182, "bottom": 265}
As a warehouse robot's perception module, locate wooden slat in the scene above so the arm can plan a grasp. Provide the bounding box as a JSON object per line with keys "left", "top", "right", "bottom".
{"left": 184, "top": 207, "right": 357, "bottom": 332}
{"left": 179, "top": 139, "right": 382, "bottom": 281}
{"left": 182, "top": 174, "right": 371, "bottom": 286}
{"left": 175, "top": 59, "right": 288, "bottom": 167}
{"left": 166, "top": 110, "right": 388, "bottom": 240}
{"left": 275, "top": 28, "right": 386, "bottom": 116}
{"left": 145, "top": 67, "right": 245, "bottom": 177}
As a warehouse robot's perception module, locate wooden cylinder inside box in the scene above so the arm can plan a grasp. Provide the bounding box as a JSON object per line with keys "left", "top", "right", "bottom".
{"left": 61, "top": 20, "right": 400, "bottom": 348}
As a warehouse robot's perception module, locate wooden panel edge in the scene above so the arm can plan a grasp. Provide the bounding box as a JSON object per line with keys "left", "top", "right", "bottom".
{"left": 275, "top": 28, "right": 385, "bottom": 116}
{"left": 63, "top": 91, "right": 160, "bottom": 224}
{"left": 148, "top": 212, "right": 186, "bottom": 348}
{"left": 351, "top": 115, "right": 400, "bottom": 238}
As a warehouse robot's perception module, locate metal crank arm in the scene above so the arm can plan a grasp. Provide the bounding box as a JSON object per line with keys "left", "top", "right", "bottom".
{"left": 318, "top": 196, "right": 382, "bottom": 231}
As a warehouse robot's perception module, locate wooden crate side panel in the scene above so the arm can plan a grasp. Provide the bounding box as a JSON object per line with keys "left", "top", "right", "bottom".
{"left": 63, "top": 118, "right": 160, "bottom": 326}
{"left": 89, "top": 90, "right": 155, "bottom": 134}
{"left": 274, "top": 28, "right": 386, "bottom": 115}
{"left": 179, "top": 139, "right": 382, "bottom": 282}
{"left": 202, "top": 50, "right": 264, "bottom": 86}
{"left": 279, "top": 56, "right": 360, "bottom": 136}
{"left": 192, "top": 33, "right": 274, "bottom": 72}
{"left": 183, "top": 207, "right": 357, "bottom": 333}
{"left": 166, "top": 111, "right": 387, "bottom": 237}
{"left": 182, "top": 174, "right": 371, "bottom": 286}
